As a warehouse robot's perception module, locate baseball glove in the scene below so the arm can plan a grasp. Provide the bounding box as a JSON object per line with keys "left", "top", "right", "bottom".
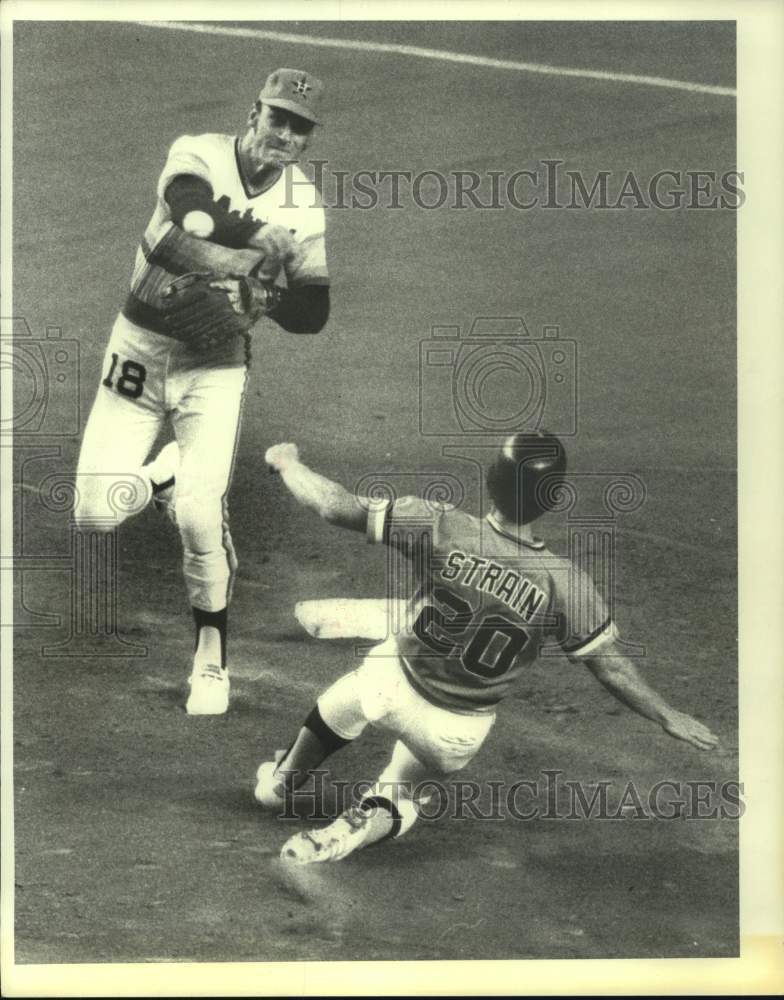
{"left": 160, "top": 272, "right": 278, "bottom": 351}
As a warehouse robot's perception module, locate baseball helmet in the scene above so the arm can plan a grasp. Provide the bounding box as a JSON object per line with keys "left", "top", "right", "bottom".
{"left": 486, "top": 429, "right": 567, "bottom": 524}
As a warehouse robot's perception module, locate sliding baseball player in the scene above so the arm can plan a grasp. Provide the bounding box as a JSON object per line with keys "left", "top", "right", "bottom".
{"left": 256, "top": 433, "right": 718, "bottom": 863}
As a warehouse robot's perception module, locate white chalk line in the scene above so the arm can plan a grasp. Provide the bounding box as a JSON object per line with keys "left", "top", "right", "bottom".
{"left": 135, "top": 21, "right": 736, "bottom": 98}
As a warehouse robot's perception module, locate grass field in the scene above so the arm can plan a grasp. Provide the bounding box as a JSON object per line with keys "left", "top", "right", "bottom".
{"left": 11, "top": 20, "right": 738, "bottom": 962}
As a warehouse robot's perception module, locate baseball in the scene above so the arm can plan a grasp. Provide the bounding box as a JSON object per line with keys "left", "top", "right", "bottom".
{"left": 182, "top": 209, "right": 215, "bottom": 239}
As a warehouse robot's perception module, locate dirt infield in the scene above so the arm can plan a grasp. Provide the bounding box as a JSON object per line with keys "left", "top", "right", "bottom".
{"left": 11, "top": 21, "right": 737, "bottom": 962}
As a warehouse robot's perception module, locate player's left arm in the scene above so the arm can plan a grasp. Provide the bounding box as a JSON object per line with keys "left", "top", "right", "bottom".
{"left": 556, "top": 565, "right": 718, "bottom": 750}
{"left": 241, "top": 222, "right": 330, "bottom": 333}
{"left": 581, "top": 644, "right": 719, "bottom": 750}
{"left": 264, "top": 197, "right": 330, "bottom": 335}
{"left": 265, "top": 443, "right": 368, "bottom": 532}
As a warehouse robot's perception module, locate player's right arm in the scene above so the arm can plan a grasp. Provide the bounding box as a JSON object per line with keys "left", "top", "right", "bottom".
{"left": 264, "top": 443, "right": 369, "bottom": 532}
{"left": 163, "top": 175, "right": 328, "bottom": 335}
{"left": 265, "top": 443, "right": 444, "bottom": 549}
{"left": 159, "top": 138, "right": 329, "bottom": 334}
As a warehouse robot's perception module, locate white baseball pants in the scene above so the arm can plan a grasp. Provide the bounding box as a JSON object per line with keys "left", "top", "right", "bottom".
{"left": 74, "top": 313, "right": 248, "bottom": 611}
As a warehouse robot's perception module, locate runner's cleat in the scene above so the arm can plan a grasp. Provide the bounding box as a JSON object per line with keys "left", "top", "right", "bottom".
{"left": 186, "top": 662, "right": 230, "bottom": 716}
{"left": 280, "top": 806, "right": 373, "bottom": 864}
{"left": 254, "top": 750, "right": 289, "bottom": 808}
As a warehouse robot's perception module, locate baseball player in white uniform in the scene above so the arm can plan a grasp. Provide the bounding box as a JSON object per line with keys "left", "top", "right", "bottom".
{"left": 255, "top": 432, "right": 718, "bottom": 864}
{"left": 74, "top": 69, "right": 329, "bottom": 714}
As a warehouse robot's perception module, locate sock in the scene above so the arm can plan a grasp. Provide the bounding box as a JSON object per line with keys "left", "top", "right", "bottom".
{"left": 276, "top": 705, "right": 353, "bottom": 790}
{"left": 357, "top": 794, "right": 400, "bottom": 845}
{"left": 193, "top": 606, "right": 227, "bottom": 667}
{"left": 304, "top": 704, "right": 354, "bottom": 753}
{"left": 151, "top": 474, "right": 175, "bottom": 494}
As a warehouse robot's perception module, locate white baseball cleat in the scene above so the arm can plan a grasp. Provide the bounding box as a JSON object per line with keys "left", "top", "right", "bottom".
{"left": 280, "top": 805, "right": 373, "bottom": 864}
{"left": 143, "top": 441, "right": 179, "bottom": 524}
{"left": 253, "top": 750, "right": 289, "bottom": 808}
{"left": 186, "top": 662, "right": 230, "bottom": 716}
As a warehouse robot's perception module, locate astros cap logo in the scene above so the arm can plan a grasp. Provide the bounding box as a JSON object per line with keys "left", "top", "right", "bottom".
{"left": 259, "top": 68, "right": 324, "bottom": 124}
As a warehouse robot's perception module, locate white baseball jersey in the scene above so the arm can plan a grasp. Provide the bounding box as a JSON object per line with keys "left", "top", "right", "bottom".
{"left": 123, "top": 133, "right": 328, "bottom": 348}
{"left": 79, "top": 134, "right": 332, "bottom": 619}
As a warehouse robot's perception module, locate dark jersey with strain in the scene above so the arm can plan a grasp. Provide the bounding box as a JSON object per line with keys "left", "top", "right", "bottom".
{"left": 367, "top": 497, "right": 616, "bottom": 715}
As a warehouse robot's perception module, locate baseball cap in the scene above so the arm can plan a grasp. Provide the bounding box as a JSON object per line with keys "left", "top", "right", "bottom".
{"left": 259, "top": 68, "right": 324, "bottom": 124}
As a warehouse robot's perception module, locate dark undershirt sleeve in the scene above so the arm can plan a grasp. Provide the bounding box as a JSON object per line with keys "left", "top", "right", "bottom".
{"left": 268, "top": 284, "right": 330, "bottom": 334}
{"left": 164, "top": 174, "right": 214, "bottom": 220}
